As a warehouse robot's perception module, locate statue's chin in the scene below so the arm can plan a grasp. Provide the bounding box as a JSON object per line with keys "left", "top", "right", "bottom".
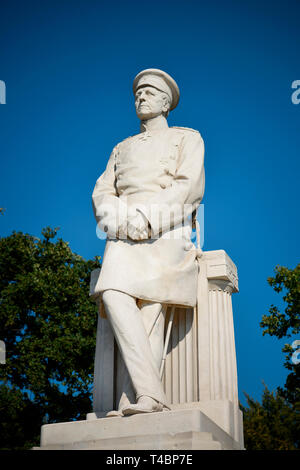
{"left": 137, "top": 110, "right": 153, "bottom": 121}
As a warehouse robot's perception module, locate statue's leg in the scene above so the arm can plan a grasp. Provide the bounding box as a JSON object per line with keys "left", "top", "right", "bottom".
{"left": 114, "top": 300, "right": 165, "bottom": 412}
{"left": 102, "top": 289, "right": 168, "bottom": 408}
{"left": 139, "top": 300, "right": 166, "bottom": 370}
{"left": 115, "top": 348, "right": 135, "bottom": 410}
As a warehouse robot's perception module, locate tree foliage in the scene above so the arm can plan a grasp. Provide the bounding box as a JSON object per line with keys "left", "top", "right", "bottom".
{"left": 260, "top": 264, "right": 300, "bottom": 340}
{"left": 261, "top": 264, "right": 300, "bottom": 408}
{"left": 241, "top": 386, "right": 299, "bottom": 450}
{"left": 0, "top": 227, "right": 100, "bottom": 449}
{"left": 242, "top": 264, "right": 300, "bottom": 450}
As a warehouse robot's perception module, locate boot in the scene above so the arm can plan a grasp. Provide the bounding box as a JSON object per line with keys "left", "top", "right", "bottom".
{"left": 122, "top": 395, "right": 163, "bottom": 416}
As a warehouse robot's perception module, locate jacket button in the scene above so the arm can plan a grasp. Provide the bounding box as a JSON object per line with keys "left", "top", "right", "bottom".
{"left": 160, "top": 183, "right": 166, "bottom": 189}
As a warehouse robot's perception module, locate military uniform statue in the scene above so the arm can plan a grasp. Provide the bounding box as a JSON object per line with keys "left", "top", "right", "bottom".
{"left": 92, "top": 69, "right": 205, "bottom": 416}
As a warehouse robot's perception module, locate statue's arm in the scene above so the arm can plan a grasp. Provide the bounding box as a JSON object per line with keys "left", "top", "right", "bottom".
{"left": 137, "top": 131, "right": 205, "bottom": 237}
{"left": 92, "top": 148, "right": 127, "bottom": 239}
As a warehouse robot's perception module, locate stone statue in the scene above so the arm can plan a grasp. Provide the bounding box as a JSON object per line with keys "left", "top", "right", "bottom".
{"left": 92, "top": 68, "right": 205, "bottom": 416}
{"left": 39, "top": 69, "right": 244, "bottom": 450}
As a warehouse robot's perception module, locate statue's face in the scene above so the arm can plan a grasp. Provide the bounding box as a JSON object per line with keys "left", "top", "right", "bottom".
{"left": 135, "top": 86, "right": 169, "bottom": 120}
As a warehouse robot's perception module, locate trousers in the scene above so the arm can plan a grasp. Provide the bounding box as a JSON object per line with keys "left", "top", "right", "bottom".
{"left": 102, "top": 289, "right": 169, "bottom": 408}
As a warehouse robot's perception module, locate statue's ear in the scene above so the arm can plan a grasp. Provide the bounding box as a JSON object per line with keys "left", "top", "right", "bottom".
{"left": 162, "top": 95, "right": 170, "bottom": 112}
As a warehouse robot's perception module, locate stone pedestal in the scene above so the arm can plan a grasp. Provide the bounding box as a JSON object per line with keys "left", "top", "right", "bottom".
{"left": 38, "top": 249, "right": 244, "bottom": 450}
{"left": 40, "top": 407, "right": 242, "bottom": 450}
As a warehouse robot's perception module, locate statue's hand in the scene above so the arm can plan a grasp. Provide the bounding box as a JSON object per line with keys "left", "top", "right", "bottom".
{"left": 127, "top": 212, "right": 149, "bottom": 240}
{"left": 97, "top": 214, "right": 118, "bottom": 239}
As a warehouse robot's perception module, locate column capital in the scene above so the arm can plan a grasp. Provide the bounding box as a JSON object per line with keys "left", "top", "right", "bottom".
{"left": 201, "top": 250, "right": 239, "bottom": 293}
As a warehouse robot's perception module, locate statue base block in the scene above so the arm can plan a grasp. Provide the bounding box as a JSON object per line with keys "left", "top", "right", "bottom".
{"left": 39, "top": 407, "right": 244, "bottom": 450}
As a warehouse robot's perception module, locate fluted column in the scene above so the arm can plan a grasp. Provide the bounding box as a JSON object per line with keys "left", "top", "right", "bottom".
{"left": 163, "top": 250, "right": 239, "bottom": 409}
{"left": 198, "top": 250, "right": 239, "bottom": 403}
{"left": 163, "top": 307, "right": 198, "bottom": 404}
{"left": 207, "top": 281, "right": 238, "bottom": 402}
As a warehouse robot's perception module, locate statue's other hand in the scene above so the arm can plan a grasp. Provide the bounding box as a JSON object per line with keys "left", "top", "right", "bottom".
{"left": 127, "top": 213, "right": 149, "bottom": 241}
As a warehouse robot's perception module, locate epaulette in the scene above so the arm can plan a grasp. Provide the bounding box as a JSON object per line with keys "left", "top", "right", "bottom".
{"left": 171, "top": 126, "right": 199, "bottom": 133}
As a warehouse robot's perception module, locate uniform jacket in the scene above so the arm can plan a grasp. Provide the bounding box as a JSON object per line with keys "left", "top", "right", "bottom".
{"left": 92, "top": 126, "right": 205, "bottom": 307}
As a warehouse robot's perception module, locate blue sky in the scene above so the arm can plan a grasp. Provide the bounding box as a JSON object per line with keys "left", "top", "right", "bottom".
{"left": 0, "top": 0, "right": 299, "bottom": 406}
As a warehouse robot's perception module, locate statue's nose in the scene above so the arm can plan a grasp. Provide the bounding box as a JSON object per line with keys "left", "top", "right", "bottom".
{"left": 139, "top": 90, "right": 147, "bottom": 100}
